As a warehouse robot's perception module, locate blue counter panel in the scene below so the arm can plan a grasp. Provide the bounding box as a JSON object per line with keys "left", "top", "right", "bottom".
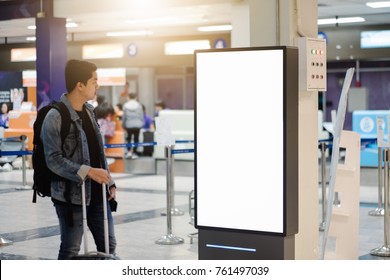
{"left": 352, "top": 110, "right": 389, "bottom": 167}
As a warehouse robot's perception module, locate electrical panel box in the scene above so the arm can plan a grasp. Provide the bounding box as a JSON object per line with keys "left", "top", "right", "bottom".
{"left": 296, "top": 37, "right": 327, "bottom": 91}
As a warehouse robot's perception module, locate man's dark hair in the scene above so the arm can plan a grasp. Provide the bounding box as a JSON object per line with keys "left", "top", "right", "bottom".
{"left": 65, "top": 59, "right": 97, "bottom": 93}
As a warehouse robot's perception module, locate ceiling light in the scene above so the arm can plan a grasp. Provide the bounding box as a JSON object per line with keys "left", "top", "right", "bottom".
{"left": 197, "top": 25, "right": 232, "bottom": 32}
{"left": 106, "top": 30, "right": 153, "bottom": 37}
{"left": 27, "top": 22, "right": 78, "bottom": 29}
{"left": 82, "top": 44, "right": 124, "bottom": 59}
{"left": 125, "top": 15, "right": 203, "bottom": 26}
{"left": 10, "top": 48, "right": 36, "bottom": 62}
{"left": 26, "top": 37, "right": 36, "bottom": 41}
{"left": 66, "top": 22, "right": 78, "bottom": 28}
{"left": 366, "top": 1, "right": 390, "bottom": 8}
{"left": 318, "top": 17, "right": 365, "bottom": 25}
{"left": 165, "top": 40, "right": 210, "bottom": 55}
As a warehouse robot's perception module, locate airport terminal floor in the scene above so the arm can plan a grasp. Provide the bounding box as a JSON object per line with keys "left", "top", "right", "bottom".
{"left": 0, "top": 157, "right": 389, "bottom": 261}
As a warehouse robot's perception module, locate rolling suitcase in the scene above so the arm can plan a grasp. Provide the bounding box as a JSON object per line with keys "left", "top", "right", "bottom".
{"left": 142, "top": 130, "right": 154, "bottom": 156}
{"left": 72, "top": 182, "right": 118, "bottom": 260}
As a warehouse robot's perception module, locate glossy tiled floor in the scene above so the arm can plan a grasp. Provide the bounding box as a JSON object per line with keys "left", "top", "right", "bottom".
{"left": 0, "top": 158, "right": 389, "bottom": 260}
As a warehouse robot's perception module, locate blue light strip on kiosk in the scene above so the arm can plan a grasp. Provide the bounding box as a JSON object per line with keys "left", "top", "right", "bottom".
{"left": 206, "top": 244, "right": 256, "bottom": 252}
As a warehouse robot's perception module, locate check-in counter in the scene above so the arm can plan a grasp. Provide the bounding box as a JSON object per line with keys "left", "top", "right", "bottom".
{"left": 4, "top": 110, "right": 36, "bottom": 150}
{"left": 352, "top": 110, "right": 390, "bottom": 167}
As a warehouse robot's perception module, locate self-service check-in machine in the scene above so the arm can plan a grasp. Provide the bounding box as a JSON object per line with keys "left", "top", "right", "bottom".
{"left": 195, "top": 46, "right": 299, "bottom": 260}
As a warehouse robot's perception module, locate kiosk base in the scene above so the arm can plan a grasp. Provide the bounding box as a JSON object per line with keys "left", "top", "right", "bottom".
{"left": 198, "top": 229, "right": 295, "bottom": 260}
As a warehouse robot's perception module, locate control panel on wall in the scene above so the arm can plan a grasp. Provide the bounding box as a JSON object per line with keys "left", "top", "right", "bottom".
{"left": 296, "top": 37, "right": 327, "bottom": 91}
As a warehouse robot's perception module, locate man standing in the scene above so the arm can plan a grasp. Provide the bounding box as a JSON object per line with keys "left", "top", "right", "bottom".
{"left": 41, "top": 59, "right": 117, "bottom": 259}
{"left": 122, "top": 92, "right": 144, "bottom": 159}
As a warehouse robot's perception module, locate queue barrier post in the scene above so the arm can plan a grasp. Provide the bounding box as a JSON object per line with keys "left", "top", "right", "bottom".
{"left": 319, "top": 141, "right": 327, "bottom": 232}
{"left": 160, "top": 145, "right": 184, "bottom": 217}
{"left": 155, "top": 145, "right": 184, "bottom": 245}
{"left": 15, "top": 135, "right": 31, "bottom": 190}
{"left": 0, "top": 137, "right": 15, "bottom": 246}
{"left": 370, "top": 147, "right": 390, "bottom": 257}
{"left": 369, "top": 146, "right": 385, "bottom": 216}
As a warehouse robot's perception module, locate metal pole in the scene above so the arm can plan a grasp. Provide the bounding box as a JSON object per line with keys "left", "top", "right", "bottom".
{"left": 319, "top": 142, "right": 327, "bottom": 231}
{"left": 15, "top": 135, "right": 31, "bottom": 190}
{"left": 369, "top": 146, "right": 385, "bottom": 216}
{"left": 155, "top": 145, "right": 184, "bottom": 245}
{"left": 168, "top": 149, "right": 184, "bottom": 216}
{"left": 370, "top": 148, "right": 390, "bottom": 257}
{"left": 102, "top": 183, "right": 109, "bottom": 254}
{"left": 161, "top": 146, "right": 184, "bottom": 216}
{"left": 81, "top": 181, "right": 89, "bottom": 254}
{"left": 22, "top": 135, "right": 27, "bottom": 186}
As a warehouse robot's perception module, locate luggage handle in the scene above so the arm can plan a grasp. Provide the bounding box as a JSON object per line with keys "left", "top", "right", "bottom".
{"left": 81, "top": 181, "right": 89, "bottom": 254}
{"left": 81, "top": 181, "right": 110, "bottom": 255}
{"left": 102, "top": 183, "right": 109, "bottom": 254}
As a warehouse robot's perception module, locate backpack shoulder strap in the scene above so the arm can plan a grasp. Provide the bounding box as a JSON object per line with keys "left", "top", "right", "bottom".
{"left": 52, "top": 101, "right": 71, "bottom": 143}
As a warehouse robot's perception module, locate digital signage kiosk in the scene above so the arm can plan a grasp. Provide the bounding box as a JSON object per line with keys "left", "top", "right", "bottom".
{"left": 195, "top": 46, "right": 299, "bottom": 259}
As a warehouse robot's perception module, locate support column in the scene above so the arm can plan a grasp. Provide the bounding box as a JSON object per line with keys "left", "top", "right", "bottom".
{"left": 231, "top": 3, "right": 250, "bottom": 47}
{"left": 35, "top": 15, "right": 67, "bottom": 109}
{"left": 230, "top": 0, "right": 320, "bottom": 260}
{"left": 138, "top": 67, "right": 155, "bottom": 117}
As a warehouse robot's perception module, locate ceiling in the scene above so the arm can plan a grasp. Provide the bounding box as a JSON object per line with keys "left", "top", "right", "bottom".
{"left": 0, "top": 0, "right": 390, "bottom": 44}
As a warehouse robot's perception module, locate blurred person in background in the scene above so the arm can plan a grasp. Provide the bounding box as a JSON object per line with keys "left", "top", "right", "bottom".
{"left": 122, "top": 93, "right": 144, "bottom": 159}
{"left": 95, "top": 101, "right": 116, "bottom": 144}
{"left": 0, "top": 102, "right": 10, "bottom": 128}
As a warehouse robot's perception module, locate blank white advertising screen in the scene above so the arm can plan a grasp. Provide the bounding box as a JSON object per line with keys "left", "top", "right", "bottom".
{"left": 196, "top": 48, "right": 285, "bottom": 234}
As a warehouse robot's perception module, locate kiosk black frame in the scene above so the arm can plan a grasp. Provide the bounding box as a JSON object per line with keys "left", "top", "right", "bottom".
{"left": 194, "top": 46, "right": 298, "bottom": 259}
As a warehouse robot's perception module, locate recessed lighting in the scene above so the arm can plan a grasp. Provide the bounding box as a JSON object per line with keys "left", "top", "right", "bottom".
{"left": 197, "top": 25, "right": 232, "bottom": 32}
{"left": 164, "top": 40, "right": 210, "bottom": 55}
{"left": 28, "top": 22, "right": 78, "bottom": 29}
{"left": 106, "top": 30, "right": 153, "bottom": 37}
{"left": 66, "top": 22, "right": 78, "bottom": 28}
{"left": 318, "top": 17, "right": 365, "bottom": 25}
{"left": 366, "top": 1, "right": 390, "bottom": 8}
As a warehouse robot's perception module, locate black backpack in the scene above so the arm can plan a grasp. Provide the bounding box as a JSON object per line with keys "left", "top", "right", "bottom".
{"left": 32, "top": 101, "right": 71, "bottom": 203}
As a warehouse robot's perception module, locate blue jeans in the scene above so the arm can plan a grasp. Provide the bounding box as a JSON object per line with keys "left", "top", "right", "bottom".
{"left": 54, "top": 201, "right": 117, "bottom": 260}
